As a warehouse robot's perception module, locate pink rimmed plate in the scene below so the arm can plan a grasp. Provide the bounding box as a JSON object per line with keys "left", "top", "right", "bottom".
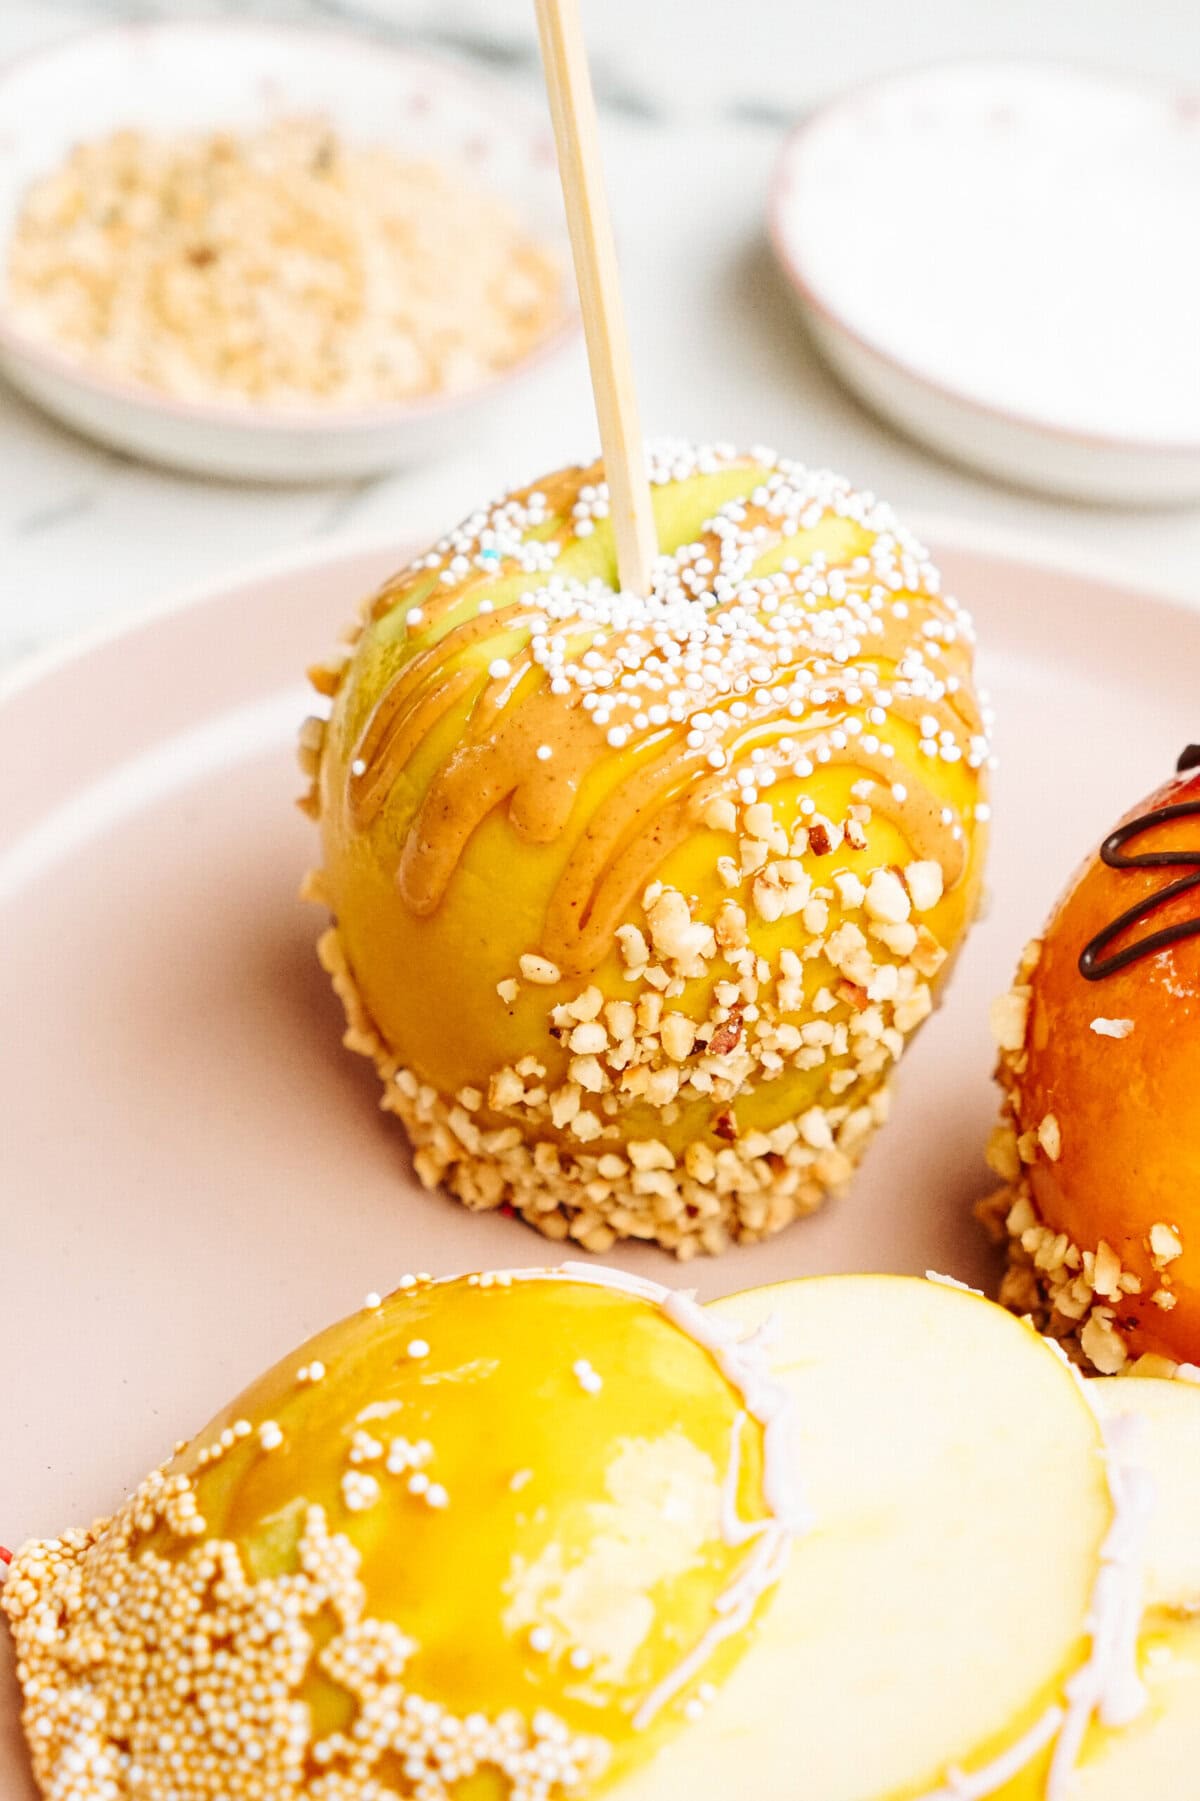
{"left": 1, "top": 525, "right": 1198, "bottom": 1792}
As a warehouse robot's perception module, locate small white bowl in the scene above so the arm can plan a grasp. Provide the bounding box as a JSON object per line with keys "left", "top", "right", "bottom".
{"left": 770, "top": 62, "right": 1200, "bottom": 505}
{"left": 0, "top": 20, "right": 579, "bottom": 482}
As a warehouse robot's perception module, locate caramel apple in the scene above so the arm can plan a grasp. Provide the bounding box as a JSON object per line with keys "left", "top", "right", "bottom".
{"left": 2, "top": 1269, "right": 798, "bottom": 1801}
{"left": 302, "top": 442, "right": 990, "bottom": 1256}
{"left": 983, "top": 748, "right": 1200, "bottom": 1371}
{"left": 3, "top": 1268, "right": 1131, "bottom": 1801}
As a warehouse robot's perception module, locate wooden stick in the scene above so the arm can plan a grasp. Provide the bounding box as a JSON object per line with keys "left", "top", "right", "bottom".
{"left": 534, "top": 0, "right": 658, "bottom": 597}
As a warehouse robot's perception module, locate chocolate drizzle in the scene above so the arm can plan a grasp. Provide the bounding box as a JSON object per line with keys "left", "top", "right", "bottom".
{"left": 1078, "top": 746, "right": 1200, "bottom": 980}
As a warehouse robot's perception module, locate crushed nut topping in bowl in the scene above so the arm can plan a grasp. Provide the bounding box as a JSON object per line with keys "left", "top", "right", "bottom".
{"left": 4, "top": 116, "right": 567, "bottom": 411}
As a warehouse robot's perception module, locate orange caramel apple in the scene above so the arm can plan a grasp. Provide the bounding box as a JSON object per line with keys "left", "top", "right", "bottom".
{"left": 985, "top": 749, "right": 1200, "bottom": 1371}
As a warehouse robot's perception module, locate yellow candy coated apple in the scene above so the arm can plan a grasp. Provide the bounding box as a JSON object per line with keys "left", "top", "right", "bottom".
{"left": 1, "top": 1270, "right": 791, "bottom": 1801}
{"left": 304, "top": 443, "right": 989, "bottom": 1257}
{"left": 3, "top": 1273, "right": 1150, "bottom": 1801}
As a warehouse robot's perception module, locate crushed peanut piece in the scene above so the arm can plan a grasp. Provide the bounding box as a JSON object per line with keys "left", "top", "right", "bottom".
{"left": 1150, "top": 1222, "right": 1183, "bottom": 1267}
{"left": 520, "top": 954, "right": 561, "bottom": 986}
{"left": 1080, "top": 1309, "right": 1129, "bottom": 1374}
{"left": 904, "top": 860, "right": 944, "bottom": 913}
{"left": 864, "top": 869, "right": 911, "bottom": 925}
{"left": 1037, "top": 1113, "right": 1062, "bottom": 1161}
{"left": 989, "top": 989, "right": 1030, "bottom": 1053}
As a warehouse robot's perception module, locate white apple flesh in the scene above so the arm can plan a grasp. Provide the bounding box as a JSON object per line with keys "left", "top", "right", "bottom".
{"left": 616, "top": 1275, "right": 1113, "bottom": 1801}
{"left": 1089, "top": 1376, "right": 1200, "bottom": 1613}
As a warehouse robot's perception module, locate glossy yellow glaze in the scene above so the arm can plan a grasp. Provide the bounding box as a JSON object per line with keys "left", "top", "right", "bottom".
{"left": 175, "top": 1273, "right": 771, "bottom": 1789}
{"left": 3, "top": 1273, "right": 1146, "bottom": 1801}
{"left": 1066, "top": 1612, "right": 1200, "bottom": 1797}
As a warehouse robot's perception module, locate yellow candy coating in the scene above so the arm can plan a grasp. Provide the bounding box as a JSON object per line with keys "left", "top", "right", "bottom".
{"left": 306, "top": 444, "right": 988, "bottom": 1254}
{"left": 3, "top": 1272, "right": 778, "bottom": 1801}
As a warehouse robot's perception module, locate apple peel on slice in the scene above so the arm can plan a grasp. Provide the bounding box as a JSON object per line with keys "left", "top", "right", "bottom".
{"left": 1067, "top": 1614, "right": 1200, "bottom": 1799}
{"left": 618, "top": 1275, "right": 1118, "bottom": 1801}
{"left": 1088, "top": 1375, "right": 1200, "bottom": 1614}
{"left": 1061, "top": 1375, "right": 1200, "bottom": 1798}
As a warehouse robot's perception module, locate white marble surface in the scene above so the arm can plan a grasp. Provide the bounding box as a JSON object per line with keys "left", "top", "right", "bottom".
{"left": 3, "top": 0, "right": 1200, "bottom": 666}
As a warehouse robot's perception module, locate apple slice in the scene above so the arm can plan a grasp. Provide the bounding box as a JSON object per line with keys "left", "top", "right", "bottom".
{"left": 1089, "top": 1376, "right": 1200, "bottom": 1612}
{"left": 616, "top": 1275, "right": 1113, "bottom": 1801}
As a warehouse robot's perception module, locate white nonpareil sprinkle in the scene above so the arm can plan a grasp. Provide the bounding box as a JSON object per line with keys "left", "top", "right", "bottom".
{"left": 297, "top": 1361, "right": 326, "bottom": 1384}
{"left": 341, "top": 1471, "right": 381, "bottom": 1513}
{"left": 406, "top": 1339, "right": 431, "bottom": 1360}
{"left": 363, "top": 1291, "right": 382, "bottom": 1309}
{"left": 386, "top": 1437, "right": 433, "bottom": 1476}
{"left": 572, "top": 1358, "right": 604, "bottom": 1395}
{"left": 348, "top": 1429, "right": 384, "bottom": 1465}
{"left": 1090, "top": 1017, "right": 1135, "bottom": 1039}
{"left": 528, "top": 1626, "right": 554, "bottom": 1655}
{"left": 257, "top": 1421, "right": 284, "bottom": 1452}
{"left": 412, "top": 441, "right": 982, "bottom": 795}
{"left": 3, "top": 1470, "right": 607, "bottom": 1801}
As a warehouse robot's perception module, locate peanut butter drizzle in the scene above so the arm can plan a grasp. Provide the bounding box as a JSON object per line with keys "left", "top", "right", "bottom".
{"left": 367, "top": 555, "right": 430, "bottom": 624}
{"left": 350, "top": 488, "right": 863, "bottom": 842}
{"left": 398, "top": 686, "right": 603, "bottom": 914}
{"left": 348, "top": 606, "right": 550, "bottom": 829}
{"left": 344, "top": 486, "right": 979, "bottom": 978}
{"left": 540, "top": 710, "right": 966, "bottom": 977}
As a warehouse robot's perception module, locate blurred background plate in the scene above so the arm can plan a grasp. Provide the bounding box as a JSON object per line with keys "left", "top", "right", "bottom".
{"left": 0, "top": 20, "right": 579, "bottom": 481}
{"left": 770, "top": 62, "right": 1200, "bottom": 504}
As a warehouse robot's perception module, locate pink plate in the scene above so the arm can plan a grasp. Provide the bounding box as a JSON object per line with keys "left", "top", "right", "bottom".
{"left": 1, "top": 527, "right": 1197, "bottom": 1792}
